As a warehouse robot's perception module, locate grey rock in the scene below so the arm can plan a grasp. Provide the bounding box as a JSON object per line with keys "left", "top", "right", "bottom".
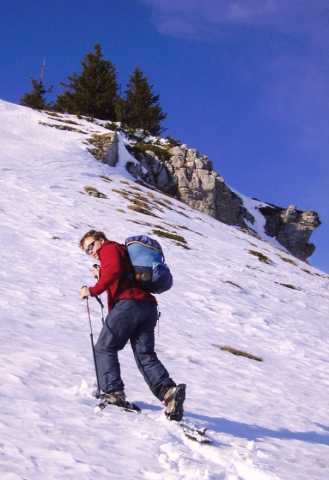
{"left": 127, "top": 142, "right": 251, "bottom": 228}
{"left": 124, "top": 139, "right": 320, "bottom": 261}
{"left": 126, "top": 144, "right": 177, "bottom": 194}
{"left": 259, "top": 204, "right": 321, "bottom": 260}
{"left": 87, "top": 132, "right": 119, "bottom": 166}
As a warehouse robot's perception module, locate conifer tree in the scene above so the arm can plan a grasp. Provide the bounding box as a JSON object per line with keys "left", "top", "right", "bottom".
{"left": 55, "top": 44, "right": 118, "bottom": 120}
{"left": 120, "top": 67, "right": 166, "bottom": 136}
{"left": 20, "top": 79, "right": 48, "bottom": 110}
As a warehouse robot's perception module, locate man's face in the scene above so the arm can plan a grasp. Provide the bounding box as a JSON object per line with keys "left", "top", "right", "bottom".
{"left": 83, "top": 236, "right": 103, "bottom": 259}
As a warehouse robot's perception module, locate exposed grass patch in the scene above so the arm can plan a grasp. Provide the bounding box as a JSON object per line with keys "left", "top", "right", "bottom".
{"left": 111, "top": 185, "right": 192, "bottom": 222}
{"left": 159, "top": 221, "right": 202, "bottom": 237}
{"left": 80, "top": 116, "right": 93, "bottom": 122}
{"left": 130, "top": 198, "right": 151, "bottom": 210}
{"left": 55, "top": 118, "right": 79, "bottom": 126}
{"left": 39, "top": 121, "right": 88, "bottom": 134}
{"left": 128, "top": 205, "right": 159, "bottom": 217}
{"left": 86, "top": 133, "right": 116, "bottom": 161}
{"left": 152, "top": 228, "right": 190, "bottom": 250}
{"left": 175, "top": 224, "right": 204, "bottom": 236}
{"left": 83, "top": 185, "right": 107, "bottom": 199}
{"left": 147, "top": 204, "right": 165, "bottom": 214}
{"left": 100, "top": 175, "right": 113, "bottom": 183}
{"left": 224, "top": 281, "right": 243, "bottom": 290}
{"left": 127, "top": 220, "right": 154, "bottom": 228}
{"left": 175, "top": 242, "right": 191, "bottom": 250}
{"left": 302, "top": 268, "right": 313, "bottom": 275}
{"left": 153, "top": 224, "right": 168, "bottom": 231}
{"left": 45, "top": 111, "right": 61, "bottom": 117}
{"left": 152, "top": 229, "right": 188, "bottom": 246}
{"left": 275, "top": 282, "right": 301, "bottom": 291}
{"left": 144, "top": 190, "right": 155, "bottom": 199}
{"left": 135, "top": 180, "right": 166, "bottom": 195}
{"left": 111, "top": 188, "right": 131, "bottom": 199}
{"left": 112, "top": 186, "right": 168, "bottom": 217}
{"left": 279, "top": 256, "right": 298, "bottom": 266}
{"left": 152, "top": 199, "right": 174, "bottom": 211}
{"left": 177, "top": 210, "right": 191, "bottom": 219}
{"left": 120, "top": 125, "right": 147, "bottom": 141}
{"left": 246, "top": 265, "right": 264, "bottom": 272}
{"left": 104, "top": 121, "right": 120, "bottom": 131}
{"left": 218, "top": 345, "right": 263, "bottom": 362}
{"left": 312, "top": 271, "right": 329, "bottom": 279}
{"left": 129, "top": 185, "right": 143, "bottom": 192}
{"left": 300, "top": 268, "right": 328, "bottom": 279}
{"left": 131, "top": 192, "right": 154, "bottom": 204}
{"left": 116, "top": 208, "right": 126, "bottom": 214}
{"left": 157, "top": 197, "right": 173, "bottom": 207}
{"left": 127, "top": 142, "right": 172, "bottom": 162}
{"left": 248, "top": 250, "right": 273, "bottom": 265}
{"left": 165, "top": 136, "right": 182, "bottom": 147}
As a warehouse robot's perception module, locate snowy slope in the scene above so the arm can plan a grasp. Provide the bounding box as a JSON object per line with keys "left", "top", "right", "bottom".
{"left": 0, "top": 99, "right": 328, "bottom": 480}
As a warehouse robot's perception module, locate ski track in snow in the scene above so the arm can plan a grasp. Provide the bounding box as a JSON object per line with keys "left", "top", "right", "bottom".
{"left": 0, "top": 100, "right": 329, "bottom": 479}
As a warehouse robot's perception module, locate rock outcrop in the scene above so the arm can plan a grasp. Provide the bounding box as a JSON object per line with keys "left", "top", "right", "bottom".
{"left": 86, "top": 132, "right": 119, "bottom": 165}
{"left": 86, "top": 131, "right": 320, "bottom": 261}
{"left": 165, "top": 145, "right": 254, "bottom": 228}
{"left": 259, "top": 204, "right": 321, "bottom": 260}
{"left": 126, "top": 142, "right": 254, "bottom": 228}
{"left": 125, "top": 141, "right": 321, "bottom": 260}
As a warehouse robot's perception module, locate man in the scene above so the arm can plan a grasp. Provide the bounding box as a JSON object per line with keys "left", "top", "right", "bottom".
{"left": 79, "top": 229, "right": 185, "bottom": 421}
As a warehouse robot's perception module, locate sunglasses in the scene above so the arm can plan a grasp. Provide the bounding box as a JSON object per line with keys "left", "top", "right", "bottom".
{"left": 85, "top": 240, "right": 96, "bottom": 255}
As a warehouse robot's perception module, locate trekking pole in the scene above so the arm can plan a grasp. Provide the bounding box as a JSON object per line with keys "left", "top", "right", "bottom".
{"left": 157, "top": 307, "right": 161, "bottom": 337}
{"left": 85, "top": 296, "right": 101, "bottom": 399}
{"left": 92, "top": 264, "right": 105, "bottom": 325}
{"left": 94, "top": 295, "right": 105, "bottom": 325}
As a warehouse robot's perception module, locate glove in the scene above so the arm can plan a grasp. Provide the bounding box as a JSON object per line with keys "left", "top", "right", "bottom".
{"left": 80, "top": 286, "right": 90, "bottom": 300}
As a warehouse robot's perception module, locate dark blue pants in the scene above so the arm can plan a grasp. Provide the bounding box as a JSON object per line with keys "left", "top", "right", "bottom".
{"left": 95, "top": 299, "right": 175, "bottom": 401}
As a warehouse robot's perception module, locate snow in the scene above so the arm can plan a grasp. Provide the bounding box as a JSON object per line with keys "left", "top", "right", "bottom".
{"left": 0, "top": 99, "right": 328, "bottom": 480}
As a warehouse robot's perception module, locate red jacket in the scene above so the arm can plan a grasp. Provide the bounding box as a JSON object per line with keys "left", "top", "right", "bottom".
{"left": 89, "top": 240, "right": 156, "bottom": 311}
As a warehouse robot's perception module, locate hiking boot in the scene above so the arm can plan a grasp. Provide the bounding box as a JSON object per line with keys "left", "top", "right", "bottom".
{"left": 163, "top": 384, "right": 186, "bottom": 421}
{"left": 101, "top": 390, "right": 126, "bottom": 407}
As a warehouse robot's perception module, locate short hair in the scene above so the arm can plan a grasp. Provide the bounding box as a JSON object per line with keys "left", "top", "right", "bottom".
{"left": 79, "top": 230, "right": 108, "bottom": 249}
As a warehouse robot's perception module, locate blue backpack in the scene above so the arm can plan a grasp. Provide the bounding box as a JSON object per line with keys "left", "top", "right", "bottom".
{"left": 125, "top": 235, "right": 173, "bottom": 294}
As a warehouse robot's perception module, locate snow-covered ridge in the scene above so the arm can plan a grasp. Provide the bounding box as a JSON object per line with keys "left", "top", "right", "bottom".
{"left": 2, "top": 99, "right": 318, "bottom": 262}
{"left": 0, "top": 99, "right": 328, "bottom": 479}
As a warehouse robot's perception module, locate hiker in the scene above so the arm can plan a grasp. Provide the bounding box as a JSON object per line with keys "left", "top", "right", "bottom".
{"left": 79, "top": 229, "right": 185, "bottom": 420}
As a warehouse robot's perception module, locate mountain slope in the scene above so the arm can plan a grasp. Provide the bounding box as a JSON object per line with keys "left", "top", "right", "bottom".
{"left": 0, "top": 100, "right": 328, "bottom": 480}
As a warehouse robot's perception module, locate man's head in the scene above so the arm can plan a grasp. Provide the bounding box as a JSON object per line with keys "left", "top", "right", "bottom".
{"left": 80, "top": 230, "right": 108, "bottom": 259}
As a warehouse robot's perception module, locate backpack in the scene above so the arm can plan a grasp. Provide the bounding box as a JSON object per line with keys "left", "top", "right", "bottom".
{"left": 125, "top": 235, "right": 173, "bottom": 294}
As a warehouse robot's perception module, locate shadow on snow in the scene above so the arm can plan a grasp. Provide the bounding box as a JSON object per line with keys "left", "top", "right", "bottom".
{"left": 187, "top": 412, "right": 329, "bottom": 446}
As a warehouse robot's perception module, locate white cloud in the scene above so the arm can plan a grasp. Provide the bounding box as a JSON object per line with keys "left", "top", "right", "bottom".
{"left": 141, "top": 1, "right": 329, "bottom": 42}
{"left": 141, "top": 0, "right": 329, "bottom": 149}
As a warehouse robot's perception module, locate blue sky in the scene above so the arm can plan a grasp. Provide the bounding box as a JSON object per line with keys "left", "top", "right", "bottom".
{"left": 2, "top": 0, "right": 328, "bottom": 271}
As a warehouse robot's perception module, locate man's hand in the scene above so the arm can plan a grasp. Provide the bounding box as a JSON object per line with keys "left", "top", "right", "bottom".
{"left": 80, "top": 286, "right": 90, "bottom": 300}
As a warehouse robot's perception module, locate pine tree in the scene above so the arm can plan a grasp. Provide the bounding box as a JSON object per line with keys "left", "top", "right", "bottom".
{"left": 55, "top": 44, "right": 118, "bottom": 120}
{"left": 20, "top": 79, "right": 48, "bottom": 110}
{"left": 120, "top": 67, "right": 166, "bottom": 136}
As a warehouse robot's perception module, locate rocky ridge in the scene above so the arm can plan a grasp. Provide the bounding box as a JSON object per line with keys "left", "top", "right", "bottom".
{"left": 92, "top": 130, "right": 320, "bottom": 261}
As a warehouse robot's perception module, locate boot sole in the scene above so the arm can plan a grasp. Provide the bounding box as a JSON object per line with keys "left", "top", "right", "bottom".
{"left": 167, "top": 383, "right": 186, "bottom": 421}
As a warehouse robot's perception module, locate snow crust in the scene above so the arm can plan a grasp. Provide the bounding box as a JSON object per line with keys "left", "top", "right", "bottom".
{"left": 0, "top": 100, "right": 328, "bottom": 480}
